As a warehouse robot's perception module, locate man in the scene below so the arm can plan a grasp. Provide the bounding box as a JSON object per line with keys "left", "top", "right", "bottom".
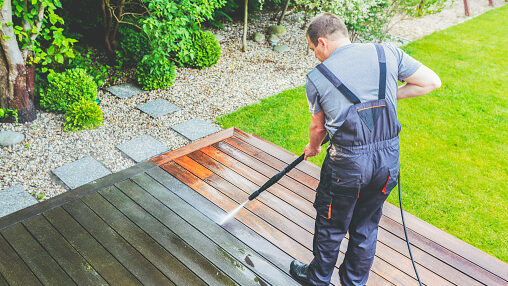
{"left": 289, "top": 13, "right": 441, "bottom": 286}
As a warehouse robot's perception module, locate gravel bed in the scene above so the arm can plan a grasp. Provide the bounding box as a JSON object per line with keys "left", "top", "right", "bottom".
{"left": 0, "top": 0, "right": 504, "bottom": 199}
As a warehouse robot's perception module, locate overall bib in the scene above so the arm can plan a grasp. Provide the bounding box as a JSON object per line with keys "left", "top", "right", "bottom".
{"left": 307, "top": 44, "right": 401, "bottom": 286}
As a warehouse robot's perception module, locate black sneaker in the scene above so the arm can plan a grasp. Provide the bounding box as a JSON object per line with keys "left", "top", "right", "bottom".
{"left": 290, "top": 259, "right": 311, "bottom": 285}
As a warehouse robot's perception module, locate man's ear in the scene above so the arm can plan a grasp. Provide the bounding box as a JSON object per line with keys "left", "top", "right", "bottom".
{"left": 317, "top": 37, "right": 327, "bottom": 48}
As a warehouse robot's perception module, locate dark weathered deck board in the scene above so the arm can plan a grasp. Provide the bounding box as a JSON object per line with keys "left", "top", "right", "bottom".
{"left": 1, "top": 223, "right": 75, "bottom": 285}
{"left": 101, "top": 183, "right": 243, "bottom": 286}
{"left": 0, "top": 234, "right": 41, "bottom": 286}
{"left": 22, "top": 215, "right": 108, "bottom": 285}
{"left": 43, "top": 207, "right": 141, "bottom": 285}
{"left": 0, "top": 272, "right": 7, "bottom": 286}
{"left": 63, "top": 200, "right": 173, "bottom": 285}
{"left": 80, "top": 191, "right": 206, "bottom": 286}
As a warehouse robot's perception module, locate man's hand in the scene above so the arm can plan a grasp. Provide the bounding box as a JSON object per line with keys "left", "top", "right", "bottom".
{"left": 304, "top": 143, "right": 321, "bottom": 160}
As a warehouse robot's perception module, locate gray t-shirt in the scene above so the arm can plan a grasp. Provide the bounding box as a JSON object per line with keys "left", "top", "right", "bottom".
{"left": 306, "top": 43, "right": 421, "bottom": 136}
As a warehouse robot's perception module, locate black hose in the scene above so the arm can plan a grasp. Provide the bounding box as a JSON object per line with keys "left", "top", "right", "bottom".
{"left": 398, "top": 174, "right": 423, "bottom": 286}
{"left": 248, "top": 136, "right": 330, "bottom": 201}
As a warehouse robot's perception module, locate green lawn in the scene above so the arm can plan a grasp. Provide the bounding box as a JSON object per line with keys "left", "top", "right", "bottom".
{"left": 217, "top": 5, "right": 508, "bottom": 262}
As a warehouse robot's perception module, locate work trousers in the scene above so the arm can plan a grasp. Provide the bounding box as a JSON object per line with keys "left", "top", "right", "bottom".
{"left": 308, "top": 139, "right": 400, "bottom": 286}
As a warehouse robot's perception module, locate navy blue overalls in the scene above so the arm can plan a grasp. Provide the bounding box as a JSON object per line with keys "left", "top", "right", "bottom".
{"left": 307, "top": 44, "right": 401, "bottom": 286}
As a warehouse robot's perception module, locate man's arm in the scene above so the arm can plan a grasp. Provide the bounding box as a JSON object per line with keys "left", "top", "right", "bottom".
{"left": 304, "top": 110, "right": 327, "bottom": 160}
{"left": 398, "top": 64, "right": 441, "bottom": 100}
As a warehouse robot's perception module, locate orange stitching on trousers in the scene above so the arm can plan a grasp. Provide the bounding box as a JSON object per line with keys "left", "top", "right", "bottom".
{"left": 357, "top": 104, "right": 386, "bottom": 112}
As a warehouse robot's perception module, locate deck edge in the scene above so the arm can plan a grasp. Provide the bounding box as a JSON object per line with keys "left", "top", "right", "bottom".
{"left": 0, "top": 161, "right": 157, "bottom": 231}
{"left": 150, "top": 128, "right": 235, "bottom": 166}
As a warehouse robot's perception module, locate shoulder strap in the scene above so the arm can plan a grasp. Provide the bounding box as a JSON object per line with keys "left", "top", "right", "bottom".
{"left": 316, "top": 64, "right": 361, "bottom": 104}
{"left": 374, "top": 44, "right": 387, "bottom": 100}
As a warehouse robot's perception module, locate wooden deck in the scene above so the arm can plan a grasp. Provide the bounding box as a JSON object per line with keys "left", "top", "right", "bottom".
{"left": 0, "top": 127, "right": 506, "bottom": 286}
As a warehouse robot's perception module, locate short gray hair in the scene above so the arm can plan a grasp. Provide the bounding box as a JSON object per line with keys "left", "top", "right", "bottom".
{"left": 306, "top": 13, "right": 348, "bottom": 46}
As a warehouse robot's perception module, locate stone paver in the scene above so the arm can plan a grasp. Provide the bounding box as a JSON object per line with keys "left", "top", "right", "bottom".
{"left": 52, "top": 156, "right": 111, "bottom": 189}
{"left": 137, "top": 99, "right": 180, "bottom": 118}
{"left": 117, "top": 135, "right": 170, "bottom": 162}
{"left": 0, "top": 185, "right": 37, "bottom": 218}
{"left": 171, "top": 118, "right": 221, "bottom": 141}
{"left": 0, "top": 130, "right": 24, "bottom": 147}
{"left": 105, "top": 82, "right": 144, "bottom": 99}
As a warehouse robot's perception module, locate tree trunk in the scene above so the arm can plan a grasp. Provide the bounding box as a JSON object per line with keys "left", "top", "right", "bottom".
{"left": 463, "top": 0, "right": 470, "bottom": 16}
{"left": 278, "top": 0, "right": 290, "bottom": 25}
{"left": 0, "top": 0, "right": 36, "bottom": 123}
{"left": 242, "top": 0, "right": 248, "bottom": 52}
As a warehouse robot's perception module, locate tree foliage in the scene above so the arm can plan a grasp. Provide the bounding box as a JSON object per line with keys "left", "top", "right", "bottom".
{"left": 2, "top": 0, "right": 77, "bottom": 70}
{"left": 291, "top": 0, "right": 447, "bottom": 41}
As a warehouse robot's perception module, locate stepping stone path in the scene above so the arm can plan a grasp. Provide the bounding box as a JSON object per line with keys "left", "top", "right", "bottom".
{"left": 137, "top": 99, "right": 180, "bottom": 118}
{"left": 105, "top": 82, "right": 145, "bottom": 99}
{"left": 0, "top": 130, "right": 24, "bottom": 147}
{"left": 117, "top": 135, "right": 169, "bottom": 162}
{"left": 52, "top": 156, "right": 111, "bottom": 189}
{"left": 0, "top": 185, "right": 37, "bottom": 218}
{"left": 172, "top": 118, "right": 221, "bottom": 141}
{"left": 273, "top": 45, "right": 290, "bottom": 52}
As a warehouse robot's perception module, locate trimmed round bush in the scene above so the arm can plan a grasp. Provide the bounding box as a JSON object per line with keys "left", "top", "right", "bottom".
{"left": 40, "top": 68, "right": 97, "bottom": 113}
{"left": 136, "top": 57, "right": 176, "bottom": 91}
{"left": 117, "top": 25, "right": 151, "bottom": 67}
{"left": 63, "top": 100, "right": 103, "bottom": 132}
{"left": 183, "top": 31, "right": 221, "bottom": 69}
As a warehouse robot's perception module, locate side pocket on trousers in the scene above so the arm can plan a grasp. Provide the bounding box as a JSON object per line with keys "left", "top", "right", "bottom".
{"left": 382, "top": 167, "right": 399, "bottom": 196}
{"left": 313, "top": 190, "right": 334, "bottom": 220}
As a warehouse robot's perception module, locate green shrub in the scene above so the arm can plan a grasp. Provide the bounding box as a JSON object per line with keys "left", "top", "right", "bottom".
{"left": 136, "top": 56, "right": 176, "bottom": 90}
{"left": 182, "top": 31, "right": 221, "bottom": 69}
{"left": 117, "top": 25, "right": 151, "bottom": 67}
{"left": 65, "top": 47, "right": 110, "bottom": 86}
{"left": 63, "top": 100, "right": 103, "bottom": 132}
{"left": 40, "top": 68, "right": 98, "bottom": 113}
{"left": 141, "top": 0, "right": 225, "bottom": 65}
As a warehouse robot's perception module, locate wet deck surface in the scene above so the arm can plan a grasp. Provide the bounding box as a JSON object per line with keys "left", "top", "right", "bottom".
{"left": 0, "top": 128, "right": 506, "bottom": 285}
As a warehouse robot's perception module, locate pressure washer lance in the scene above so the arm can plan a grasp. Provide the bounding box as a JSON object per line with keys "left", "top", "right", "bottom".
{"left": 248, "top": 136, "right": 330, "bottom": 201}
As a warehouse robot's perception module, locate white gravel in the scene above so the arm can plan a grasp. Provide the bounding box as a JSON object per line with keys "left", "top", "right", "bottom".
{"left": 0, "top": 0, "right": 504, "bottom": 199}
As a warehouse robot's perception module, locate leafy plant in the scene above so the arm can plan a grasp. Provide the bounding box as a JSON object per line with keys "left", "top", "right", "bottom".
{"left": 293, "top": 0, "right": 446, "bottom": 42}
{"left": 136, "top": 56, "right": 176, "bottom": 90}
{"left": 64, "top": 47, "right": 110, "bottom": 87}
{"left": 63, "top": 100, "right": 103, "bottom": 131}
{"left": 0, "top": 108, "right": 18, "bottom": 123}
{"left": 40, "top": 68, "right": 98, "bottom": 113}
{"left": 140, "top": 0, "right": 226, "bottom": 65}
{"left": 117, "top": 25, "right": 151, "bottom": 67}
{"left": 8, "top": 0, "right": 79, "bottom": 69}
{"left": 182, "top": 31, "right": 221, "bottom": 69}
